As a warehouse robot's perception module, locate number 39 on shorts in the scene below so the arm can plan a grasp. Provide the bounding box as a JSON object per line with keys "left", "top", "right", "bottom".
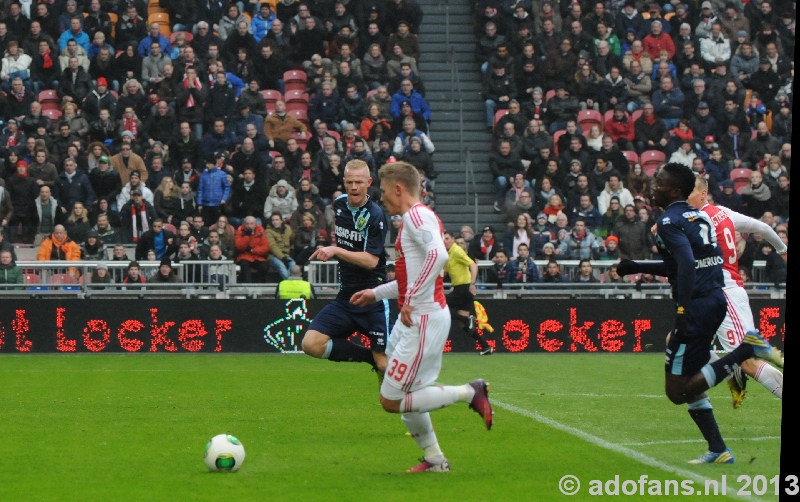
{"left": 387, "top": 359, "right": 408, "bottom": 382}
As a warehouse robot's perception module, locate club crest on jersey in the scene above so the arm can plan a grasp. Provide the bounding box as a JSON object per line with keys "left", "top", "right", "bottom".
{"left": 356, "top": 216, "right": 368, "bottom": 231}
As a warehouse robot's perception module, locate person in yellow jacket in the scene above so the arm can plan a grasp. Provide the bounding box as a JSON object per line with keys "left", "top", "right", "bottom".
{"left": 276, "top": 265, "right": 315, "bottom": 299}
{"left": 443, "top": 230, "right": 493, "bottom": 355}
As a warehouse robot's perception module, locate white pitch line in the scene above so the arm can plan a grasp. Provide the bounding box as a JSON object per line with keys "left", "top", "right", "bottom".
{"left": 621, "top": 437, "right": 781, "bottom": 446}
{"left": 493, "top": 399, "right": 769, "bottom": 502}
{"left": 492, "top": 392, "right": 666, "bottom": 398}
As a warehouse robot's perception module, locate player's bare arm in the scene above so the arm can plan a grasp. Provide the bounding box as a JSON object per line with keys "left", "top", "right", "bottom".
{"left": 310, "top": 245, "right": 380, "bottom": 269}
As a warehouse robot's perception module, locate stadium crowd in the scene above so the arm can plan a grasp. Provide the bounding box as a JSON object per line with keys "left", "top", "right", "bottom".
{"left": 0, "top": 0, "right": 436, "bottom": 285}
{"left": 475, "top": 0, "right": 790, "bottom": 285}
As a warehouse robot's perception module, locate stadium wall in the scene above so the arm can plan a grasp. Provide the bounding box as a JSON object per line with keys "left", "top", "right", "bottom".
{"left": 0, "top": 300, "right": 785, "bottom": 354}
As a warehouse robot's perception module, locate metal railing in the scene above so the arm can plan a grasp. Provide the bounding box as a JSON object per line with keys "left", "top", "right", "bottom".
{"left": 0, "top": 261, "right": 237, "bottom": 298}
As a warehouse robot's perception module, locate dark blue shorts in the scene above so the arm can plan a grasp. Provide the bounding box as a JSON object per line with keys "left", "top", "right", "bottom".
{"left": 665, "top": 290, "right": 727, "bottom": 376}
{"left": 309, "top": 298, "right": 390, "bottom": 353}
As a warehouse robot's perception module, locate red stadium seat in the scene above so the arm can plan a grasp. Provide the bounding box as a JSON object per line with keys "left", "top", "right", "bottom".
{"left": 545, "top": 89, "right": 555, "bottom": 103}
{"left": 163, "top": 223, "right": 177, "bottom": 234}
{"left": 42, "top": 109, "right": 62, "bottom": 124}
{"left": 269, "top": 150, "right": 281, "bottom": 160}
{"left": 287, "top": 109, "right": 309, "bottom": 126}
{"left": 622, "top": 150, "right": 639, "bottom": 171}
{"left": 261, "top": 89, "right": 282, "bottom": 103}
{"left": 493, "top": 109, "right": 508, "bottom": 127}
{"left": 326, "top": 130, "right": 341, "bottom": 142}
{"left": 283, "top": 70, "right": 307, "bottom": 84}
{"left": 284, "top": 90, "right": 309, "bottom": 103}
{"left": 552, "top": 129, "right": 565, "bottom": 156}
{"left": 365, "top": 89, "right": 378, "bottom": 100}
{"left": 631, "top": 109, "right": 643, "bottom": 124}
{"left": 40, "top": 101, "right": 61, "bottom": 112}
{"left": 730, "top": 168, "right": 752, "bottom": 194}
{"left": 285, "top": 101, "right": 307, "bottom": 113}
{"left": 284, "top": 81, "right": 307, "bottom": 93}
{"left": 603, "top": 109, "right": 615, "bottom": 124}
{"left": 38, "top": 89, "right": 59, "bottom": 104}
{"left": 640, "top": 150, "right": 666, "bottom": 176}
{"left": 576, "top": 109, "right": 602, "bottom": 131}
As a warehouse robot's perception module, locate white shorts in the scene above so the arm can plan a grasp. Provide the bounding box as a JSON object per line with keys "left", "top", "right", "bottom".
{"left": 715, "top": 287, "right": 756, "bottom": 352}
{"left": 380, "top": 307, "right": 451, "bottom": 401}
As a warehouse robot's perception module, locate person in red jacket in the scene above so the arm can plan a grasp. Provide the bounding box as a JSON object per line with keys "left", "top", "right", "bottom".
{"left": 605, "top": 104, "right": 635, "bottom": 150}
{"left": 643, "top": 20, "right": 675, "bottom": 61}
{"left": 234, "top": 215, "right": 271, "bottom": 283}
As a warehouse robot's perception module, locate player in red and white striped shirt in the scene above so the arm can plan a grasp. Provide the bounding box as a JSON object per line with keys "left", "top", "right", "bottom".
{"left": 689, "top": 176, "right": 785, "bottom": 406}
{"left": 351, "top": 161, "right": 493, "bottom": 473}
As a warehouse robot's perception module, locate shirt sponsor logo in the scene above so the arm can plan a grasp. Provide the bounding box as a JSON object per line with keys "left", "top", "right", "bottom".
{"left": 335, "top": 225, "right": 363, "bottom": 244}
{"left": 695, "top": 255, "right": 723, "bottom": 269}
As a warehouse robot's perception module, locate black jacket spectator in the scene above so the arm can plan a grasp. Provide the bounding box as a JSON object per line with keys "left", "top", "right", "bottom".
{"left": 229, "top": 179, "right": 268, "bottom": 220}
{"left": 54, "top": 170, "right": 96, "bottom": 210}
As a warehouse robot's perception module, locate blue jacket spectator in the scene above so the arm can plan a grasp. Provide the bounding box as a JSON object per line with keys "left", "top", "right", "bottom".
{"left": 58, "top": 25, "right": 90, "bottom": 52}
{"left": 54, "top": 161, "right": 96, "bottom": 210}
{"left": 507, "top": 253, "right": 539, "bottom": 285}
{"left": 137, "top": 33, "right": 172, "bottom": 57}
{"left": 196, "top": 163, "right": 231, "bottom": 207}
{"left": 251, "top": 5, "right": 277, "bottom": 42}
{"left": 390, "top": 88, "right": 431, "bottom": 121}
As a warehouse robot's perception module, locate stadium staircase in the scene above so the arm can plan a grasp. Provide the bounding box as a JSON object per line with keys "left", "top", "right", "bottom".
{"left": 416, "top": 0, "right": 505, "bottom": 232}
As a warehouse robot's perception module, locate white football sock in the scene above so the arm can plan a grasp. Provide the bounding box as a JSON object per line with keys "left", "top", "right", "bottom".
{"left": 754, "top": 362, "right": 783, "bottom": 399}
{"left": 401, "top": 412, "right": 444, "bottom": 464}
{"left": 399, "top": 385, "right": 475, "bottom": 413}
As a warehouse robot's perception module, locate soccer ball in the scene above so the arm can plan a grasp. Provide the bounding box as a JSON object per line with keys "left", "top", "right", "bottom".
{"left": 204, "top": 434, "right": 246, "bottom": 472}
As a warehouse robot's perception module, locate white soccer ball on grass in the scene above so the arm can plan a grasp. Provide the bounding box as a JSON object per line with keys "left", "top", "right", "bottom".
{"left": 204, "top": 434, "right": 246, "bottom": 472}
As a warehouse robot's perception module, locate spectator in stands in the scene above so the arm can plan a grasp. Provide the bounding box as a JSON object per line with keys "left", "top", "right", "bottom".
{"left": 36, "top": 224, "right": 80, "bottom": 261}
{"left": 79, "top": 230, "right": 104, "bottom": 261}
{"left": 634, "top": 103, "right": 668, "bottom": 153}
{"left": 482, "top": 59, "right": 517, "bottom": 130}
{"left": 63, "top": 201, "right": 91, "bottom": 243}
{"left": 597, "top": 171, "right": 633, "bottom": 215}
{"left": 770, "top": 174, "right": 789, "bottom": 223}
{"left": 148, "top": 256, "right": 181, "bottom": 285}
{"left": 6, "top": 160, "right": 37, "bottom": 242}
{"left": 700, "top": 22, "right": 731, "bottom": 68}
{"left": 118, "top": 170, "right": 153, "bottom": 208}
{"left": 490, "top": 139, "right": 524, "bottom": 212}
{"left": 760, "top": 241, "right": 787, "bottom": 285}
{"left": 308, "top": 81, "right": 341, "bottom": 132}
{"left": 560, "top": 136, "right": 591, "bottom": 173}
{"left": 390, "top": 78, "right": 430, "bottom": 124}
{"left": 718, "top": 122, "right": 750, "bottom": 169}
{"left": 468, "top": 225, "right": 498, "bottom": 262}
{"left": 263, "top": 179, "right": 297, "bottom": 222}
{"left": 175, "top": 67, "right": 207, "bottom": 141}
{"left": 651, "top": 76, "right": 684, "bottom": 130}
{"left": 134, "top": 217, "right": 176, "bottom": 261}
{"left": 502, "top": 213, "right": 533, "bottom": 258}
{"left": 54, "top": 158, "right": 95, "bottom": 212}
{"left": 57, "top": 55, "right": 92, "bottom": 104}
{"left": 741, "top": 170, "right": 774, "bottom": 219}
{"left": 539, "top": 259, "right": 566, "bottom": 283}
{"left": 626, "top": 163, "right": 650, "bottom": 200}
{"left": 486, "top": 248, "right": 510, "bottom": 288}
{"left": 387, "top": 60, "right": 424, "bottom": 97}
{"left": 32, "top": 185, "right": 60, "bottom": 245}
{"left": 265, "top": 211, "right": 294, "bottom": 280}
{"left": 573, "top": 259, "right": 599, "bottom": 283}
{"left": 558, "top": 218, "right": 601, "bottom": 259}
{"left": 122, "top": 260, "right": 146, "bottom": 286}
{"left": 508, "top": 242, "right": 539, "bottom": 286}
{"left": 597, "top": 235, "right": 620, "bottom": 261}
{"left": 119, "top": 188, "right": 157, "bottom": 244}
{"left": 393, "top": 116, "right": 433, "bottom": 155}
{"left": 197, "top": 155, "right": 231, "bottom": 225}
{"left": 569, "top": 193, "right": 601, "bottom": 230}
{"left": 613, "top": 204, "right": 650, "bottom": 260}
{"left": 0, "top": 249, "right": 22, "bottom": 288}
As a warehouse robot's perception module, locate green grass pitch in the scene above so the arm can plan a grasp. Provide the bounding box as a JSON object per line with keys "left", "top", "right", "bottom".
{"left": 0, "top": 354, "right": 782, "bottom": 501}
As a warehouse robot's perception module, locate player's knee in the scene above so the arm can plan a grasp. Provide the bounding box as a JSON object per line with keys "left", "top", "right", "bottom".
{"left": 379, "top": 395, "right": 401, "bottom": 413}
{"left": 665, "top": 387, "right": 687, "bottom": 405}
{"left": 301, "top": 331, "right": 326, "bottom": 357}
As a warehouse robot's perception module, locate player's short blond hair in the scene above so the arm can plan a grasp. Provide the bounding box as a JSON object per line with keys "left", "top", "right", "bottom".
{"left": 695, "top": 174, "right": 708, "bottom": 191}
{"left": 344, "top": 159, "right": 370, "bottom": 177}
{"left": 379, "top": 161, "right": 420, "bottom": 197}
